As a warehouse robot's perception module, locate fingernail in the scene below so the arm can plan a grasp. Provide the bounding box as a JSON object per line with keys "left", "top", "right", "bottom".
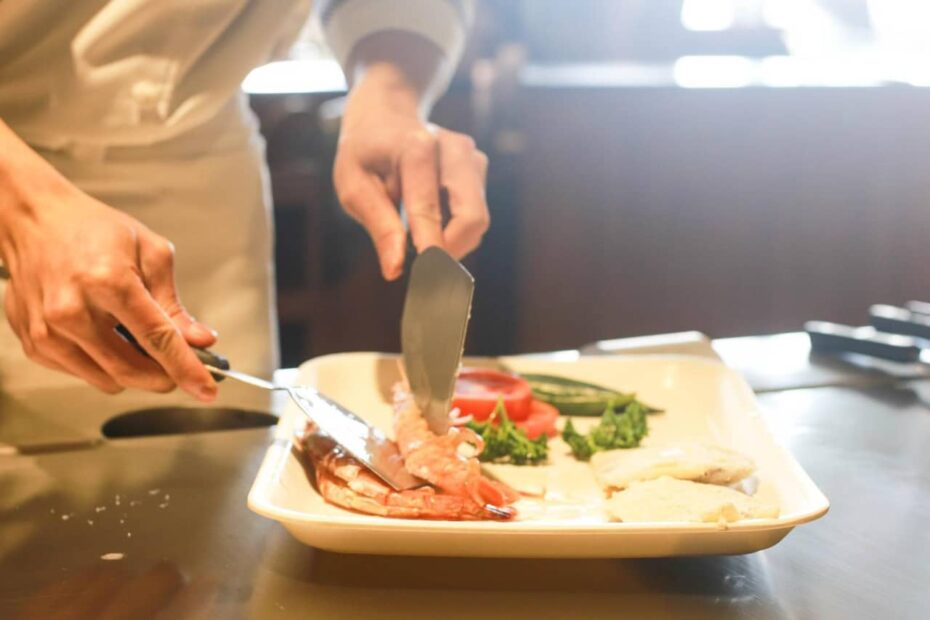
{"left": 191, "top": 323, "right": 218, "bottom": 340}
{"left": 197, "top": 383, "right": 217, "bottom": 402}
{"left": 382, "top": 245, "right": 403, "bottom": 280}
{"left": 382, "top": 263, "right": 400, "bottom": 281}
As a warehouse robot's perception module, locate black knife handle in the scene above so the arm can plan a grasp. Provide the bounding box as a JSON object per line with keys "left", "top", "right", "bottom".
{"left": 805, "top": 320, "right": 921, "bottom": 363}
{"left": 869, "top": 304, "right": 930, "bottom": 341}
{"left": 115, "top": 324, "right": 230, "bottom": 381}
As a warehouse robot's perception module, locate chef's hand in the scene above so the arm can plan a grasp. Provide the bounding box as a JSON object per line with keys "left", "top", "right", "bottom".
{"left": 0, "top": 120, "right": 218, "bottom": 399}
{"left": 333, "top": 33, "right": 490, "bottom": 280}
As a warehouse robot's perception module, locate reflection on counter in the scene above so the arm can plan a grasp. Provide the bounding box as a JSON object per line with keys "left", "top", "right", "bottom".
{"left": 14, "top": 561, "right": 218, "bottom": 620}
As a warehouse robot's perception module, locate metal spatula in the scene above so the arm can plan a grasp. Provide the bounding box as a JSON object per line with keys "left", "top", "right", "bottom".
{"left": 109, "top": 335, "right": 424, "bottom": 490}
{"left": 400, "top": 247, "right": 475, "bottom": 435}
{"left": 0, "top": 265, "right": 423, "bottom": 489}
{"left": 201, "top": 364, "right": 423, "bottom": 490}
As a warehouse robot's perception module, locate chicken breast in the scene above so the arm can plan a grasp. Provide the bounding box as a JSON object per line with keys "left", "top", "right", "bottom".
{"left": 590, "top": 442, "right": 755, "bottom": 490}
{"left": 605, "top": 477, "right": 779, "bottom": 524}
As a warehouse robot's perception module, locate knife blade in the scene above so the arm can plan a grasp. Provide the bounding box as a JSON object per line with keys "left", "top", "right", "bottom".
{"left": 400, "top": 247, "right": 475, "bottom": 435}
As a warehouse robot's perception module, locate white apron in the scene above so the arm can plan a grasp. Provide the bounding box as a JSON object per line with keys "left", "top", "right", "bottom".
{"left": 0, "top": 0, "right": 315, "bottom": 391}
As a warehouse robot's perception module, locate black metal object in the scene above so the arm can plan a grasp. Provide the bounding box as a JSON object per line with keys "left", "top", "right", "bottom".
{"left": 804, "top": 320, "right": 921, "bottom": 363}
{"left": 101, "top": 407, "right": 277, "bottom": 438}
{"left": 869, "top": 304, "right": 930, "bottom": 341}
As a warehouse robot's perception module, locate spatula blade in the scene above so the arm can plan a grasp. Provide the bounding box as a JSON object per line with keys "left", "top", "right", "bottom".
{"left": 401, "top": 247, "right": 475, "bottom": 435}
{"left": 287, "top": 387, "right": 424, "bottom": 491}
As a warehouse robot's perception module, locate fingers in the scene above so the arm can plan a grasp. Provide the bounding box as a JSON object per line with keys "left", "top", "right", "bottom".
{"left": 6, "top": 287, "right": 123, "bottom": 393}
{"left": 399, "top": 131, "right": 444, "bottom": 254}
{"left": 29, "top": 327, "right": 124, "bottom": 394}
{"left": 334, "top": 124, "right": 489, "bottom": 277}
{"left": 88, "top": 271, "right": 217, "bottom": 401}
{"left": 437, "top": 130, "right": 490, "bottom": 258}
{"left": 7, "top": 258, "right": 212, "bottom": 397}
{"left": 138, "top": 231, "right": 217, "bottom": 348}
{"left": 50, "top": 301, "right": 176, "bottom": 393}
{"left": 335, "top": 165, "right": 407, "bottom": 280}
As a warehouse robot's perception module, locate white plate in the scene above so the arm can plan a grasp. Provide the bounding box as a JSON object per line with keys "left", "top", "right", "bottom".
{"left": 248, "top": 353, "right": 829, "bottom": 558}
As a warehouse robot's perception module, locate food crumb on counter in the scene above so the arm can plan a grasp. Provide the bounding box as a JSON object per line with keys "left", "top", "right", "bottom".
{"left": 100, "top": 553, "right": 124, "bottom": 561}
{"left": 148, "top": 488, "right": 161, "bottom": 495}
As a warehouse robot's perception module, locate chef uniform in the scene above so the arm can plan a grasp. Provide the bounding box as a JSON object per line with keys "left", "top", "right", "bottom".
{"left": 0, "top": 0, "right": 469, "bottom": 391}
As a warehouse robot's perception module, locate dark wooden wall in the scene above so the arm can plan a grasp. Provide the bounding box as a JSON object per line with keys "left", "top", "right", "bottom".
{"left": 251, "top": 78, "right": 930, "bottom": 363}
{"left": 512, "top": 85, "right": 930, "bottom": 351}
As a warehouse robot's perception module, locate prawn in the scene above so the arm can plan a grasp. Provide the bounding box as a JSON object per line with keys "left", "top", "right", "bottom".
{"left": 300, "top": 431, "right": 508, "bottom": 520}
{"left": 393, "top": 388, "right": 520, "bottom": 511}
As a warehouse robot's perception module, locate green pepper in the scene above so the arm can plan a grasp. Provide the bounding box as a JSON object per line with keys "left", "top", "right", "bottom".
{"left": 523, "top": 373, "right": 660, "bottom": 416}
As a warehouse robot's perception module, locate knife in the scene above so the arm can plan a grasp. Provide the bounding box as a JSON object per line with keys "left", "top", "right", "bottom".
{"left": 400, "top": 247, "right": 475, "bottom": 436}
{"left": 805, "top": 320, "right": 923, "bottom": 363}
{"left": 868, "top": 304, "right": 930, "bottom": 342}
{"left": 0, "top": 264, "right": 422, "bottom": 490}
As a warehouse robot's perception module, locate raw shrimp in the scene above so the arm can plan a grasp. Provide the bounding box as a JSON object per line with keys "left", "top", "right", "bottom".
{"left": 300, "top": 432, "right": 508, "bottom": 520}
{"left": 393, "top": 389, "right": 520, "bottom": 511}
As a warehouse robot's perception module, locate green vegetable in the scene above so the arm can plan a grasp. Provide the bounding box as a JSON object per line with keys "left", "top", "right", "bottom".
{"left": 561, "top": 399, "right": 649, "bottom": 461}
{"left": 561, "top": 419, "right": 595, "bottom": 461}
{"left": 523, "top": 373, "right": 661, "bottom": 417}
{"left": 466, "top": 400, "right": 548, "bottom": 465}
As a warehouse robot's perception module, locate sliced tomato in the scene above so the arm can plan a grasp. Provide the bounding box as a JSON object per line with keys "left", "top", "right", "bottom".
{"left": 452, "top": 368, "right": 533, "bottom": 421}
{"left": 515, "top": 400, "right": 560, "bottom": 439}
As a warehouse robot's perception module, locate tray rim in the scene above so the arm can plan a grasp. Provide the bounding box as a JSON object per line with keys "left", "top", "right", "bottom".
{"left": 247, "top": 352, "right": 829, "bottom": 545}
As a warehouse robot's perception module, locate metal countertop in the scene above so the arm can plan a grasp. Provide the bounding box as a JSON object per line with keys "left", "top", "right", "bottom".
{"left": 1, "top": 335, "right": 927, "bottom": 619}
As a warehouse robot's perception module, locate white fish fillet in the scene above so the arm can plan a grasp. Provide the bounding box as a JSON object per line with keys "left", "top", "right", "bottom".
{"left": 590, "top": 442, "right": 755, "bottom": 490}
{"left": 605, "top": 477, "right": 779, "bottom": 524}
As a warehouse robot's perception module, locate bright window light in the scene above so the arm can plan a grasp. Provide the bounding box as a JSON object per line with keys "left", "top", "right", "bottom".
{"left": 681, "top": 0, "right": 737, "bottom": 31}
{"left": 243, "top": 60, "right": 347, "bottom": 95}
{"left": 762, "top": 0, "right": 809, "bottom": 30}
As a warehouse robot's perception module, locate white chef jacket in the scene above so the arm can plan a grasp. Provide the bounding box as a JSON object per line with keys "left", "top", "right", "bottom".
{"left": 0, "top": 0, "right": 470, "bottom": 391}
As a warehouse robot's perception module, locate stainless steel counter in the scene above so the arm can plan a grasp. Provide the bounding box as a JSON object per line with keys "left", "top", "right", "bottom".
{"left": 2, "top": 335, "right": 928, "bottom": 619}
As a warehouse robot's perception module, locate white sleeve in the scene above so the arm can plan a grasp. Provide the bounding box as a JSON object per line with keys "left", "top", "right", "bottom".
{"left": 317, "top": 0, "right": 473, "bottom": 71}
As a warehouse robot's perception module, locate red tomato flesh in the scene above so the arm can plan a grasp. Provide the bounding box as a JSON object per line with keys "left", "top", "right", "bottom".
{"left": 515, "top": 400, "right": 560, "bottom": 439}
{"left": 452, "top": 368, "right": 533, "bottom": 421}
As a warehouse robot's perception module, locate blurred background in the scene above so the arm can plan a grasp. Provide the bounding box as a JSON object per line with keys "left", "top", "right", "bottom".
{"left": 244, "top": 0, "right": 930, "bottom": 366}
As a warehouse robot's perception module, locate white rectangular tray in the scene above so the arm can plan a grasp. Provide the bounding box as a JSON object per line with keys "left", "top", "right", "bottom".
{"left": 248, "top": 353, "right": 828, "bottom": 558}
